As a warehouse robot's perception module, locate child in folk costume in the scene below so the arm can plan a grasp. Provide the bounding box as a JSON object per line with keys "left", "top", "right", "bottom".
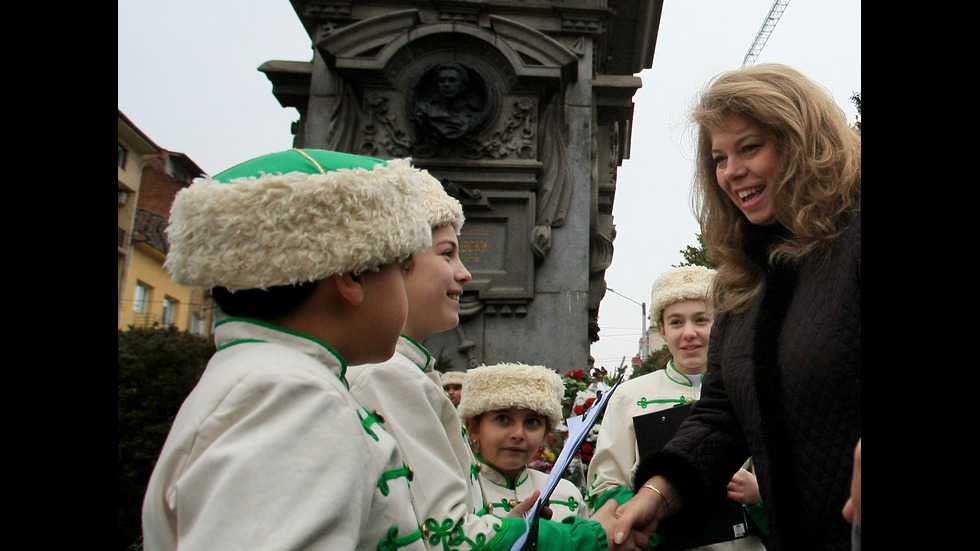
{"left": 347, "top": 177, "right": 616, "bottom": 550}
{"left": 440, "top": 370, "right": 465, "bottom": 407}
{"left": 142, "top": 149, "right": 436, "bottom": 551}
{"left": 459, "top": 363, "right": 591, "bottom": 523}
{"left": 586, "top": 266, "right": 768, "bottom": 549}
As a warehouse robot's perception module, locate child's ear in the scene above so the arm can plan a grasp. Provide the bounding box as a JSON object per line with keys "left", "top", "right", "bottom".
{"left": 332, "top": 272, "right": 365, "bottom": 306}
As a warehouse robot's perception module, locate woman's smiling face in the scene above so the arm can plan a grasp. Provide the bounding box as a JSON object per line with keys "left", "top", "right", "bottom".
{"left": 711, "top": 113, "right": 780, "bottom": 226}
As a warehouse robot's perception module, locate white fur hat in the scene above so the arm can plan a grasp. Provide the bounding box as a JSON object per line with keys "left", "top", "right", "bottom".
{"left": 458, "top": 363, "right": 564, "bottom": 428}
{"left": 649, "top": 265, "right": 717, "bottom": 323}
{"left": 441, "top": 371, "right": 465, "bottom": 386}
{"left": 418, "top": 175, "right": 464, "bottom": 234}
{"left": 164, "top": 149, "right": 434, "bottom": 291}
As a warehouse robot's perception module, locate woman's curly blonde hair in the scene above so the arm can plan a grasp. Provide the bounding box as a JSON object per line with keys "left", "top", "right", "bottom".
{"left": 690, "top": 63, "right": 861, "bottom": 314}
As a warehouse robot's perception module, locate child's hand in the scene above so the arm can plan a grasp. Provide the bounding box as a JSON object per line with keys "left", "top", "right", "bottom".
{"left": 506, "top": 490, "right": 553, "bottom": 520}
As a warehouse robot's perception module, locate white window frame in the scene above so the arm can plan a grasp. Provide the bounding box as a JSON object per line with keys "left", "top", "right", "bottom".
{"left": 133, "top": 282, "right": 151, "bottom": 314}
{"left": 162, "top": 296, "right": 177, "bottom": 327}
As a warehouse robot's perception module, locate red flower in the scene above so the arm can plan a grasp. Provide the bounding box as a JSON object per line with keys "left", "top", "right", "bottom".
{"left": 585, "top": 397, "right": 596, "bottom": 408}
{"left": 573, "top": 405, "right": 585, "bottom": 415}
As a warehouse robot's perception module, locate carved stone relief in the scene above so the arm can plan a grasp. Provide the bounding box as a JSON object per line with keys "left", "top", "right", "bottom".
{"left": 409, "top": 62, "right": 493, "bottom": 143}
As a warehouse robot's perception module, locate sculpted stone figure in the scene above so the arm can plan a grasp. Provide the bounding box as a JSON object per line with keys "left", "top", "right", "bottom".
{"left": 411, "top": 62, "right": 489, "bottom": 140}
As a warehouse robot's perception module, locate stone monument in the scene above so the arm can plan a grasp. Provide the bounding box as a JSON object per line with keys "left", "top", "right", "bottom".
{"left": 260, "top": 0, "right": 665, "bottom": 373}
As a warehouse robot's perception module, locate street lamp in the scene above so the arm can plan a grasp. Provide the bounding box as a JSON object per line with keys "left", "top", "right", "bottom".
{"left": 606, "top": 287, "right": 649, "bottom": 359}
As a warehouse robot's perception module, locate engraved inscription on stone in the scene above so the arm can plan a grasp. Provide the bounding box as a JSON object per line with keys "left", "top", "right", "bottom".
{"left": 458, "top": 223, "right": 504, "bottom": 269}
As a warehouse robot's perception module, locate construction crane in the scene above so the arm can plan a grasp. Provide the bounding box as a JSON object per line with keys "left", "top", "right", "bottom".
{"left": 742, "top": 0, "right": 792, "bottom": 67}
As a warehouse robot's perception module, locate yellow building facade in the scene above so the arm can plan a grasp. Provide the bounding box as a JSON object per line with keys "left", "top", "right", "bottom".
{"left": 117, "top": 109, "right": 213, "bottom": 335}
{"left": 119, "top": 242, "right": 196, "bottom": 332}
{"left": 118, "top": 110, "right": 158, "bottom": 326}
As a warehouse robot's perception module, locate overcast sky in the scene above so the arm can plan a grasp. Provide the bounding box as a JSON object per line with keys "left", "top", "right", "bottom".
{"left": 118, "top": 1, "right": 861, "bottom": 371}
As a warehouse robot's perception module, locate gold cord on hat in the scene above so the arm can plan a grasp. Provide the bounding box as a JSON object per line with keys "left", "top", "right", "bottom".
{"left": 291, "top": 148, "right": 326, "bottom": 174}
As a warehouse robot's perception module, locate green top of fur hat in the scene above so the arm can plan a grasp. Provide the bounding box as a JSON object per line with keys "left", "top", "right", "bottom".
{"left": 212, "top": 149, "right": 386, "bottom": 182}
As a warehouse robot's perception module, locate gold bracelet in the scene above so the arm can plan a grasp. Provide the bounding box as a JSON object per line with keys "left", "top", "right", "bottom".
{"left": 641, "top": 483, "right": 672, "bottom": 515}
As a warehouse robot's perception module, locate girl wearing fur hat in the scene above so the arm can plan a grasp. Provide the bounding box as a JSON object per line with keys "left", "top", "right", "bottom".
{"left": 347, "top": 175, "right": 616, "bottom": 550}
{"left": 587, "top": 266, "right": 768, "bottom": 550}
{"left": 459, "top": 363, "right": 591, "bottom": 522}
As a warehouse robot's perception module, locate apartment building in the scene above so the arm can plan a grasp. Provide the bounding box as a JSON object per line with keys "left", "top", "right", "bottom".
{"left": 117, "top": 109, "right": 215, "bottom": 335}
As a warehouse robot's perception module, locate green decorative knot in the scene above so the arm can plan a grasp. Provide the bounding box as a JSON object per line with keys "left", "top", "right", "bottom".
{"left": 469, "top": 463, "right": 480, "bottom": 483}
{"left": 636, "top": 397, "right": 686, "bottom": 409}
{"left": 584, "top": 493, "right": 597, "bottom": 509}
{"left": 423, "top": 517, "right": 489, "bottom": 550}
{"left": 359, "top": 407, "right": 385, "bottom": 441}
{"left": 377, "top": 523, "right": 423, "bottom": 551}
{"left": 491, "top": 498, "right": 513, "bottom": 513}
{"left": 584, "top": 474, "right": 599, "bottom": 509}
{"left": 552, "top": 497, "right": 578, "bottom": 511}
{"left": 378, "top": 463, "right": 413, "bottom": 496}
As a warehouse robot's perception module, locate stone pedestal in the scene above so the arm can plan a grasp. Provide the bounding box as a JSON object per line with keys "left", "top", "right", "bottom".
{"left": 260, "top": 1, "right": 664, "bottom": 373}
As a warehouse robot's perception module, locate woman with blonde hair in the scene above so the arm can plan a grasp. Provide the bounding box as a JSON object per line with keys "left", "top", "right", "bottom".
{"left": 610, "top": 63, "right": 861, "bottom": 551}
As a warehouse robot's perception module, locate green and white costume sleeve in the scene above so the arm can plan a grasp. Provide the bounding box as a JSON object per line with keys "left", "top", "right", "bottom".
{"left": 142, "top": 318, "right": 425, "bottom": 551}
{"left": 348, "top": 336, "right": 608, "bottom": 551}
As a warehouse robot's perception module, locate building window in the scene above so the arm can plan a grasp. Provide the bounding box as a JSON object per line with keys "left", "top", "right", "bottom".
{"left": 133, "top": 282, "right": 151, "bottom": 314}
{"left": 162, "top": 296, "right": 177, "bottom": 327}
{"left": 118, "top": 143, "right": 128, "bottom": 169}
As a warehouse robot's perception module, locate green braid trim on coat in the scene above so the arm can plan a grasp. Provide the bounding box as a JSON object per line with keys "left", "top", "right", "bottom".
{"left": 377, "top": 463, "right": 413, "bottom": 496}
{"left": 490, "top": 498, "right": 513, "bottom": 514}
{"left": 635, "top": 397, "right": 689, "bottom": 409}
{"left": 359, "top": 407, "right": 385, "bottom": 441}
{"left": 424, "top": 516, "right": 503, "bottom": 550}
{"left": 377, "top": 523, "right": 424, "bottom": 551}
{"left": 585, "top": 473, "right": 600, "bottom": 510}
{"left": 469, "top": 463, "right": 480, "bottom": 483}
{"left": 479, "top": 517, "right": 524, "bottom": 551}
{"left": 552, "top": 496, "right": 579, "bottom": 511}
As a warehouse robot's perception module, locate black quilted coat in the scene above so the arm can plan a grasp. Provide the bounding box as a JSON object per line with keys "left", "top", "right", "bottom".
{"left": 634, "top": 200, "right": 861, "bottom": 551}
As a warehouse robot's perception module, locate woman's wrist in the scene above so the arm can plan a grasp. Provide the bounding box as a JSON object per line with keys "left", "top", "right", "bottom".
{"left": 639, "top": 478, "right": 675, "bottom": 518}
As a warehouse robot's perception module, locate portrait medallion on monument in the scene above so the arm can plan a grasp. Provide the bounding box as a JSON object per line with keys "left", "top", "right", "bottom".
{"left": 408, "top": 62, "right": 494, "bottom": 142}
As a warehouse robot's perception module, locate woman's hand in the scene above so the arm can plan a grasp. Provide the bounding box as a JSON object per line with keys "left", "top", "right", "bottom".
{"left": 609, "top": 476, "right": 675, "bottom": 550}
{"left": 726, "top": 468, "right": 762, "bottom": 505}
{"left": 842, "top": 438, "right": 861, "bottom": 524}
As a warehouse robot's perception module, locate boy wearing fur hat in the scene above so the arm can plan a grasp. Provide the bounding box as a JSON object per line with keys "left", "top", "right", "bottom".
{"left": 459, "top": 363, "right": 591, "bottom": 522}
{"left": 141, "top": 149, "right": 434, "bottom": 551}
{"left": 346, "top": 177, "right": 616, "bottom": 550}
{"left": 441, "top": 370, "right": 465, "bottom": 407}
{"left": 586, "top": 266, "right": 768, "bottom": 550}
